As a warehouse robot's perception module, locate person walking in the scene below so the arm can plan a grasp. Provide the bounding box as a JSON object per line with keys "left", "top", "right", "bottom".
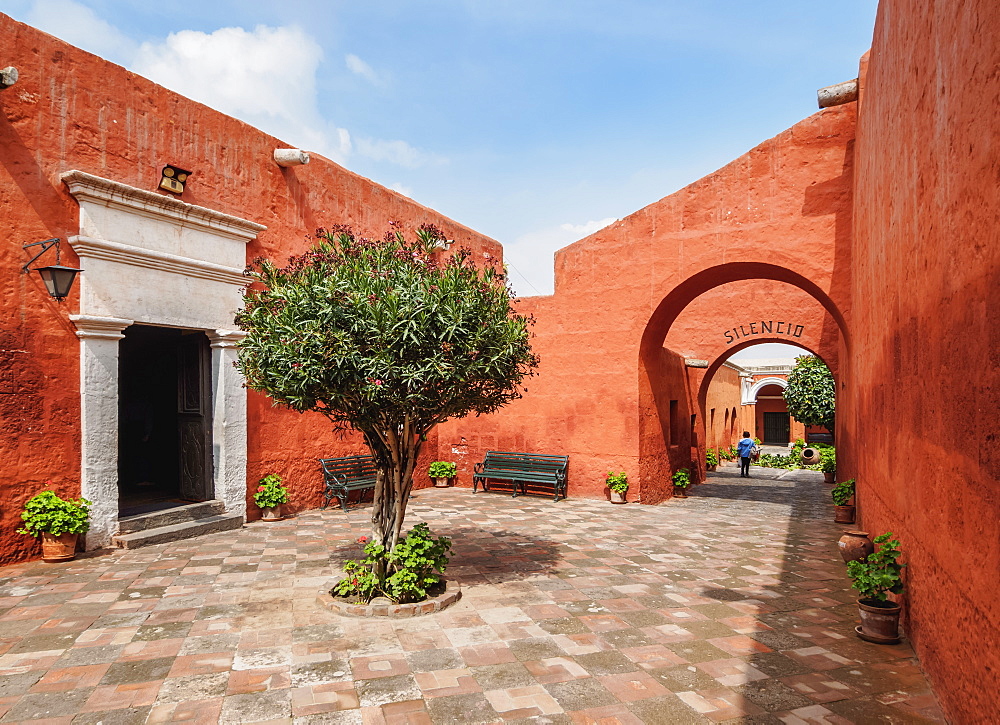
{"left": 736, "top": 431, "right": 757, "bottom": 478}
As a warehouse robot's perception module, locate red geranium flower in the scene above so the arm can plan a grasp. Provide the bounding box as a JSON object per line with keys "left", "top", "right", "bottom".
{"left": 357, "top": 536, "right": 367, "bottom": 544}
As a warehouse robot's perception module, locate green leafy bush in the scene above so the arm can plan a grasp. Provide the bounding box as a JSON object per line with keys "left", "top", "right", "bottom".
{"left": 254, "top": 474, "right": 289, "bottom": 509}
{"left": 605, "top": 471, "right": 628, "bottom": 493}
{"left": 705, "top": 449, "right": 719, "bottom": 467}
{"left": 820, "top": 447, "right": 837, "bottom": 473}
{"left": 18, "top": 490, "right": 91, "bottom": 537}
{"left": 831, "top": 478, "right": 856, "bottom": 506}
{"left": 334, "top": 523, "right": 451, "bottom": 604}
{"left": 672, "top": 469, "right": 691, "bottom": 488}
{"left": 847, "top": 532, "right": 905, "bottom": 604}
{"left": 784, "top": 356, "right": 836, "bottom": 431}
{"left": 428, "top": 461, "right": 457, "bottom": 478}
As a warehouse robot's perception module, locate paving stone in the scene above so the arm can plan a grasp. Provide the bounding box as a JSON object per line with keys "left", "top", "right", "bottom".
{"left": 0, "top": 471, "right": 944, "bottom": 723}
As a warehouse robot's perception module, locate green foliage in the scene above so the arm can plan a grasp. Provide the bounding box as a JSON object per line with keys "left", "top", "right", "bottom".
{"left": 672, "top": 468, "right": 691, "bottom": 488}
{"left": 756, "top": 452, "right": 803, "bottom": 470}
{"left": 705, "top": 449, "right": 719, "bottom": 467}
{"left": 831, "top": 478, "right": 856, "bottom": 506}
{"left": 254, "top": 474, "right": 289, "bottom": 509}
{"left": 605, "top": 471, "right": 628, "bottom": 493}
{"left": 791, "top": 439, "right": 806, "bottom": 452}
{"left": 236, "top": 224, "right": 538, "bottom": 445}
{"left": 820, "top": 447, "right": 837, "bottom": 473}
{"left": 18, "top": 490, "right": 91, "bottom": 537}
{"left": 783, "top": 356, "right": 836, "bottom": 431}
{"left": 334, "top": 523, "right": 451, "bottom": 604}
{"left": 847, "top": 532, "right": 905, "bottom": 603}
{"left": 428, "top": 461, "right": 457, "bottom": 478}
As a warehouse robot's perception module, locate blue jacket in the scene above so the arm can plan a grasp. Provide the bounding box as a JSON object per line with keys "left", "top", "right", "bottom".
{"left": 736, "top": 438, "right": 756, "bottom": 457}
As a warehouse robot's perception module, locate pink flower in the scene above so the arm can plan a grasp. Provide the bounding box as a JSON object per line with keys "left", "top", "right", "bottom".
{"left": 257, "top": 486, "right": 265, "bottom": 492}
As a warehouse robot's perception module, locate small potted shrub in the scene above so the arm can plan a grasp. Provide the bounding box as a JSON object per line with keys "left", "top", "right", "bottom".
{"left": 831, "top": 478, "right": 856, "bottom": 523}
{"left": 847, "top": 532, "right": 905, "bottom": 644}
{"left": 606, "top": 471, "right": 628, "bottom": 504}
{"left": 428, "top": 461, "right": 457, "bottom": 488}
{"left": 820, "top": 447, "right": 837, "bottom": 483}
{"left": 18, "top": 489, "right": 91, "bottom": 562}
{"left": 705, "top": 449, "right": 719, "bottom": 472}
{"left": 254, "top": 474, "right": 289, "bottom": 521}
{"left": 672, "top": 468, "right": 691, "bottom": 498}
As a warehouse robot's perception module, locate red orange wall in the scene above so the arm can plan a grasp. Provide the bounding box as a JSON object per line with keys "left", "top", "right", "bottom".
{"left": 703, "top": 364, "right": 753, "bottom": 454}
{"left": 0, "top": 13, "right": 501, "bottom": 558}
{"left": 850, "top": 1, "right": 1000, "bottom": 720}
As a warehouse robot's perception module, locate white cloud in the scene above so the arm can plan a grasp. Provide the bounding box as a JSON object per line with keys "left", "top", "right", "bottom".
{"left": 345, "top": 53, "right": 382, "bottom": 85}
{"left": 354, "top": 137, "right": 446, "bottom": 169}
{"left": 26, "top": 0, "right": 137, "bottom": 63}
{"left": 389, "top": 183, "right": 413, "bottom": 197}
{"left": 131, "top": 25, "right": 353, "bottom": 162}
{"left": 505, "top": 217, "right": 616, "bottom": 296}
{"left": 24, "top": 0, "right": 439, "bottom": 169}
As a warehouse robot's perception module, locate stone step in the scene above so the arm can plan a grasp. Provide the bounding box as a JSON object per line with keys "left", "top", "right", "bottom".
{"left": 117, "top": 500, "right": 227, "bottom": 534}
{"left": 112, "top": 512, "right": 244, "bottom": 549}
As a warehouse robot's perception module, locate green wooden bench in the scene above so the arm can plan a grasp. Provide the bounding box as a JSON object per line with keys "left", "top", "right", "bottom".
{"left": 319, "top": 455, "right": 377, "bottom": 512}
{"left": 473, "top": 451, "right": 569, "bottom": 501}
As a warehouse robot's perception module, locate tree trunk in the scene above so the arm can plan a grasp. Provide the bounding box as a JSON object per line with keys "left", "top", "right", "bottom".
{"left": 366, "top": 419, "right": 424, "bottom": 562}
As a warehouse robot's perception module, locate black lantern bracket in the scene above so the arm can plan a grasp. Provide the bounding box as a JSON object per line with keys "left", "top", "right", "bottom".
{"left": 22, "top": 237, "right": 83, "bottom": 302}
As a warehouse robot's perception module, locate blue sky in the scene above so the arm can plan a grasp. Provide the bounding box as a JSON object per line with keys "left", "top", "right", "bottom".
{"left": 6, "top": 0, "right": 878, "bottom": 314}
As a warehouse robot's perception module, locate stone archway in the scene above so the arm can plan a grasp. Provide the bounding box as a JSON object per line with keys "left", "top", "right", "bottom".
{"left": 63, "top": 171, "right": 265, "bottom": 548}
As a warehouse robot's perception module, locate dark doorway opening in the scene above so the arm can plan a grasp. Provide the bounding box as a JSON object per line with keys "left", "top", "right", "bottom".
{"left": 763, "top": 411, "right": 790, "bottom": 445}
{"left": 118, "top": 325, "right": 213, "bottom": 517}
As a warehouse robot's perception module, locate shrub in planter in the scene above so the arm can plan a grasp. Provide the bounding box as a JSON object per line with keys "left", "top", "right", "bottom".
{"left": 705, "top": 449, "right": 719, "bottom": 470}
{"left": 820, "top": 448, "right": 837, "bottom": 482}
{"left": 18, "top": 490, "right": 91, "bottom": 562}
{"left": 606, "top": 471, "right": 628, "bottom": 502}
{"left": 429, "top": 461, "right": 457, "bottom": 486}
{"left": 334, "top": 523, "right": 451, "bottom": 604}
{"left": 831, "top": 478, "right": 856, "bottom": 523}
{"left": 672, "top": 468, "right": 691, "bottom": 497}
{"left": 254, "top": 474, "right": 289, "bottom": 519}
{"left": 847, "top": 532, "right": 905, "bottom": 643}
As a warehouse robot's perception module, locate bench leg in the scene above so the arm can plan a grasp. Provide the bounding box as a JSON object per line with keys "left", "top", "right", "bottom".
{"left": 322, "top": 486, "right": 335, "bottom": 510}
{"left": 338, "top": 492, "right": 349, "bottom": 513}
{"left": 472, "top": 477, "right": 479, "bottom": 493}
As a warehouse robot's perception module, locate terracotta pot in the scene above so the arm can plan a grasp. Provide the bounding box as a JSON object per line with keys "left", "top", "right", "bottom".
{"left": 706, "top": 465, "right": 717, "bottom": 472}
{"left": 823, "top": 470, "right": 836, "bottom": 484}
{"left": 41, "top": 532, "right": 78, "bottom": 562}
{"left": 834, "top": 505, "right": 856, "bottom": 524}
{"left": 838, "top": 530, "right": 875, "bottom": 564}
{"left": 674, "top": 486, "right": 688, "bottom": 498}
{"left": 800, "top": 447, "right": 821, "bottom": 465}
{"left": 261, "top": 505, "right": 283, "bottom": 521}
{"left": 609, "top": 489, "right": 627, "bottom": 504}
{"left": 857, "top": 599, "right": 902, "bottom": 643}
{"left": 433, "top": 477, "right": 451, "bottom": 488}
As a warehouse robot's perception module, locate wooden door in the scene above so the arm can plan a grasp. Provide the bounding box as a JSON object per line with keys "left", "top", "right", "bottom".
{"left": 763, "top": 412, "right": 790, "bottom": 445}
{"left": 177, "top": 333, "right": 213, "bottom": 501}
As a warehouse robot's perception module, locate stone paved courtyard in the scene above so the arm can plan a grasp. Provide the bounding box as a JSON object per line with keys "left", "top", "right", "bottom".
{"left": 0, "top": 466, "right": 943, "bottom": 724}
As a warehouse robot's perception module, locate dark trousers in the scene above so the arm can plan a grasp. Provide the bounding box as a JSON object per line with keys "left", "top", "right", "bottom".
{"left": 740, "top": 457, "right": 751, "bottom": 477}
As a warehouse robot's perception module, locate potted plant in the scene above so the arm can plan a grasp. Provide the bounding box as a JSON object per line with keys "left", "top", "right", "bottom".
{"left": 705, "top": 449, "right": 719, "bottom": 472}
{"left": 831, "top": 478, "right": 856, "bottom": 523}
{"left": 428, "top": 461, "right": 457, "bottom": 488}
{"left": 820, "top": 447, "right": 837, "bottom": 483}
{"left": 254, "top": 474, "right": 289, "bottom": 521}
{"left": 672, "top": 468, "right": 691, "bottom": 498}
{"left": 847, "top": 532, "right": 905, "bottom": 643}
{"left": 18, "top": 489, "right": 91, "bottom": 562}
{"left": 606, "top": 471, "right": 628, "bottom": 503}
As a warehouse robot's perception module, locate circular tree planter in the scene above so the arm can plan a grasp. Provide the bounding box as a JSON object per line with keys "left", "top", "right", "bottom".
{"left": 317, "top": 579, "right": 461, "bottom": 618}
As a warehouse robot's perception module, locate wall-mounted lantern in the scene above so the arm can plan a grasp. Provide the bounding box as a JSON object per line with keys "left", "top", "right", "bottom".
{"left": 159, "top": 164, "right": 192, "bottom": 194}
{"left": 22, "top": 237, "right": 82, "bottom": 302}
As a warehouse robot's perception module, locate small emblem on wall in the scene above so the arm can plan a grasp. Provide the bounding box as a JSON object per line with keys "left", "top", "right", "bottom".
{"left": 159, "top": 164, "right": 192, "bottom": 195}
{"left": 724, "top": 321, "right": 804, "bottom": 344}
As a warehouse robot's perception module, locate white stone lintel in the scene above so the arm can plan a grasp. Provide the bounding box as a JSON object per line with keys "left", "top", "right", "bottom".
{"left": 70, "top": 315, "right": 134, "bottom": 340}
{"left": 69, "top": 235, "right": 247, "bottom": 286}
{"left": 208, "top": 329, "right": 247, "bottom": 348}
{"left": 61, "top": 170, "right": 267, "bottom": 243}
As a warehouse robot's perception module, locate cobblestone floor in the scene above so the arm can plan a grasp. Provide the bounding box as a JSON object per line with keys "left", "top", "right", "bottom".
{"left": 0, "top": 466, "right": 943, "bottom": 724}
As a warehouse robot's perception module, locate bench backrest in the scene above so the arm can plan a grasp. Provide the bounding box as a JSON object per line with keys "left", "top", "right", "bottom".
{"left": 482, "top": 450, "right": 568, "bottom": 475}
{"left": 320, "top": 455, "right": 377, "bottom": 481}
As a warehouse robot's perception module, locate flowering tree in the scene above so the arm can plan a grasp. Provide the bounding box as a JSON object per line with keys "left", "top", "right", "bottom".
{"left": 783, "top": 355, "right": 836, "bottom": 433}
{"left": 235, "top": 223, "right": 538, "bottom": 559}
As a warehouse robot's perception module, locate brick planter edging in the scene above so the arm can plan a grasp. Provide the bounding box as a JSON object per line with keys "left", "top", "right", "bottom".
{"left": 316, "top": 580, "right": 461, "bottom": 618}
